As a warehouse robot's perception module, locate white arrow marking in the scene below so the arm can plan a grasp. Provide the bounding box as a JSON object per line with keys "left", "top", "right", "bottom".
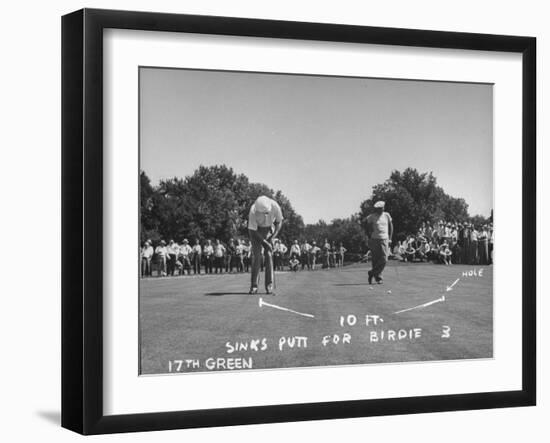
{"left": 446, "top": 278, "right": 460, "bottom": 292}
{"left": 259, "top": 297, "right": 315, "bottom": 318}
{"left": 394, "top": 295, "right": 446, "bottom": 314}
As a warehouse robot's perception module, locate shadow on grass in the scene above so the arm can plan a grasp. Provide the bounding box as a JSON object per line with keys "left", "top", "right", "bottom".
{"left": 204, "top": 291, "right": 251, "bottom": 296}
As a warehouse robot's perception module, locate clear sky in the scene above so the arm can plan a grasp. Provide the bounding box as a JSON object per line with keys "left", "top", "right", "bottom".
{"left": 140, "top": 67, "right": 493, "bottom": 224}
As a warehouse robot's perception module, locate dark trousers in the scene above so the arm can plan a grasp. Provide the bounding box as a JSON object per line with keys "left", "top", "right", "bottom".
{"left": 478, "top": 240, "right": 489, "bottom": 265}
{"left": 178, "top": 256, "right": 191, "bottom": 274}
{"left": 250, "top": 227, "right": 273, "bottom": 290}
{"left": 141, "top": 257, "right": 151, "bottom": 277}
{"left": 156, "top": 255, "right": 166, "bottom": 276}
{"left": 193, "top": 254, "right": 201, "bottom": 274}
{"left": 273, "top": 252, "right": 282, "bottom": 271}
{"left": 301, "top": 252, "right": 310, "bottom": 270}
{"left": 205, "top": 255, "right": 213, "bottom": 274}
{"left": 369, "top": 239, "right": 389, "bottom": 280}
{"left": 469, "top": 240, "right": 478, "bottom": 265}
{"left": 462, "top": 239, "right": 470, "bottom": 264}
{"left": 214, "top": 256, "right": 224, "bottom": 273}
{"left": 167, "top": 253, "right": 177, "bottom": 276}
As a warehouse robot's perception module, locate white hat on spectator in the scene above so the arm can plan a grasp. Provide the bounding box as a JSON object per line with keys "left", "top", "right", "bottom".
{"left": 374, "top": 201, "right": 385, "bottom": 209}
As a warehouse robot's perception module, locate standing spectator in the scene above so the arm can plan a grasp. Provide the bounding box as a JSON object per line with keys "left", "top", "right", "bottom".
{"left": 203, "top": 239, "right": 214, "bottom": 274}
{"left": 469, "top": 224, "right": 479, "bottom": 265}
{"left": 323, "top": 239, "right": 331, "bottom": 269}
{"left": 478, "top": 225, "right": 489, "bottom": 265}
{"left": 290, "top": 240, "right": 300, "bottom": 260}
{"left": 192, "top": 239, "right": 202, "bottom": 274}
{"left": 337, "top": 242, "right": 347, "bottom": 267}
{"left": 425, "top": 222, "right": 434, "bottom": 243}
{"left": 451, "top": 240, "right": 462, "bottom": 264}
{"left": 443, "top": 222, "right": 452, "bottom": 246}
{"left": 243, "top": 240, "right": 251, "bottom": 273}
{"left": 365, "top": 201, "right": 393, "bottom": 284}
{"left": 451, "top": 224, "right": 458, "bottom": 245}
{"left": 226, "top": 239, "right": 237, "bottom": 273}
{"left": 437, "top": 221, "right": 445, "bottom": 243}
{"left": 461, "top": 223, "right": 471, "bottom": 264}
{"left": 273, "top": 239, "right": 283, "bottom": 271}
{"left": 167, "top": 240, "right": 179, "bottom": 276}
{"left": 310, "top": 241, "right": 320, "bottom": 270}
{"left": 247, "top": 195, "right": 283, "bottom": 295}
{"left": 155, "top": 240, "right": 168, "bottom": 277}
{"left": 214, "top": 239, "right": 226, "bottom": 273}
{"left": 431, "top": 224, "right": 440, "bottom": 245}
{"left": 178, "top": 239, "right": 192, "bottom": 275}
{"left": 418, "top": 222, "right": 426, "bottom": 237}
{"left": 330, "top": 242, "right": 337, "bottom": 267}
{"left": 300, "top": 240, "right": 311, "bottom": 270}
{"left": 141, "top": 240, "right": 154, "bottom": 277}
{"left": 235, "top": 239, "right": 245, "bottom": 272}
{"left": 278, "top": 240, "right": 288, "bottom": 270}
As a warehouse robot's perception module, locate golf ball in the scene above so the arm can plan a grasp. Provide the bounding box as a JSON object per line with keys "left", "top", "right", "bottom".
{"left": 387, "top": 290, "right": 392, "bottom": 294}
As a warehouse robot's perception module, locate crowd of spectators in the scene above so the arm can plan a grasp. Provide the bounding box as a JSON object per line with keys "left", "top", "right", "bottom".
{"left": 140, "top": 237, "right": 348, "bottom": 277}
{"left": 390, "top": 221, "right": 494, "bottom": 265}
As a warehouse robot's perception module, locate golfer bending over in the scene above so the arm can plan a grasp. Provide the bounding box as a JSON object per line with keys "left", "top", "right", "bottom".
{"left": 366, "top": 201, "right": 393, "bottom": 285}
{"left": 248, "top": 195, "right": 283, "bottom": 295}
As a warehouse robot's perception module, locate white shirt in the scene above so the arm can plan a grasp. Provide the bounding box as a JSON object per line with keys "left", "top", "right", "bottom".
{"left": 141, "top": 245, "right": 154, "bottom": 259}
{"left": 155, "top": 246, "right": 167, "bottom": 257}
{"left": 248, "top": 198, "right": 283, "bottom": 231}
{"left": 366, "top": 212, "right": 392, "bottom": 240}
{"left": 179, "top": 244, "right": 192, "bottom": 257}
{"left": 214, "top": 244, "right": 226, "bottom": 258}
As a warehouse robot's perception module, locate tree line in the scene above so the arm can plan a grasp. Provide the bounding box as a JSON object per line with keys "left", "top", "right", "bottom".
{"left": 141, "top": 165, "right": 490, "bottom": 254}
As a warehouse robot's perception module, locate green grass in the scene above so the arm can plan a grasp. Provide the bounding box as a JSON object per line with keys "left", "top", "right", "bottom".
{"left": 139, "top": 261, "right": 492, "bottom": 374}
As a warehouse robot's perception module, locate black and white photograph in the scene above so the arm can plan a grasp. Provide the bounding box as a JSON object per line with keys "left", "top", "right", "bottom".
{"left": 139, "top": 67, "right": 494, "bottom": 375}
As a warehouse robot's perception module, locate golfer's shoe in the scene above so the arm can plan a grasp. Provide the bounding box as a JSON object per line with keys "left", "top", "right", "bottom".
{"left": 368, "top": 271, "right": 373, "bottom": 285}
{"left": 249, "top": 287, "right": 258, "bottom": 295}
{"left": 266, "top": 284, "right": 275, "bottom": 295}
{"left": 376, "top": 278, "right": 384, "bottom": 285}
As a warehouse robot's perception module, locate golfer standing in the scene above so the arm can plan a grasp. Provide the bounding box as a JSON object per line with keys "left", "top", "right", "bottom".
{"left": 366, "top": 201, "right": 393, "bottom": 284}
{"left": 248, "top": 195, "right": 283, "bottom": 295}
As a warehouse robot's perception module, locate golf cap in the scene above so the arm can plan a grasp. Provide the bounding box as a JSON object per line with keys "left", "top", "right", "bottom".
{"left": 183, "top": 238, "right": 188, "bottom": 243}
{"left": 254, "top": 195, "right": 273, "bottom": 213}
{"left": 374, "top": 201, "right": 385, "bottom": 209}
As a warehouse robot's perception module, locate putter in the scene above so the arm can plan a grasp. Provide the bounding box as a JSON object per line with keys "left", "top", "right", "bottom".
{"left": 268, "top": 234, "right": 276, "bottom": 293}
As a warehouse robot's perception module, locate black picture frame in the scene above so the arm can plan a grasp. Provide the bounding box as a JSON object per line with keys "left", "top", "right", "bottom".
{"left": 61, "top": 8, "right": 536, "bottom": 435}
